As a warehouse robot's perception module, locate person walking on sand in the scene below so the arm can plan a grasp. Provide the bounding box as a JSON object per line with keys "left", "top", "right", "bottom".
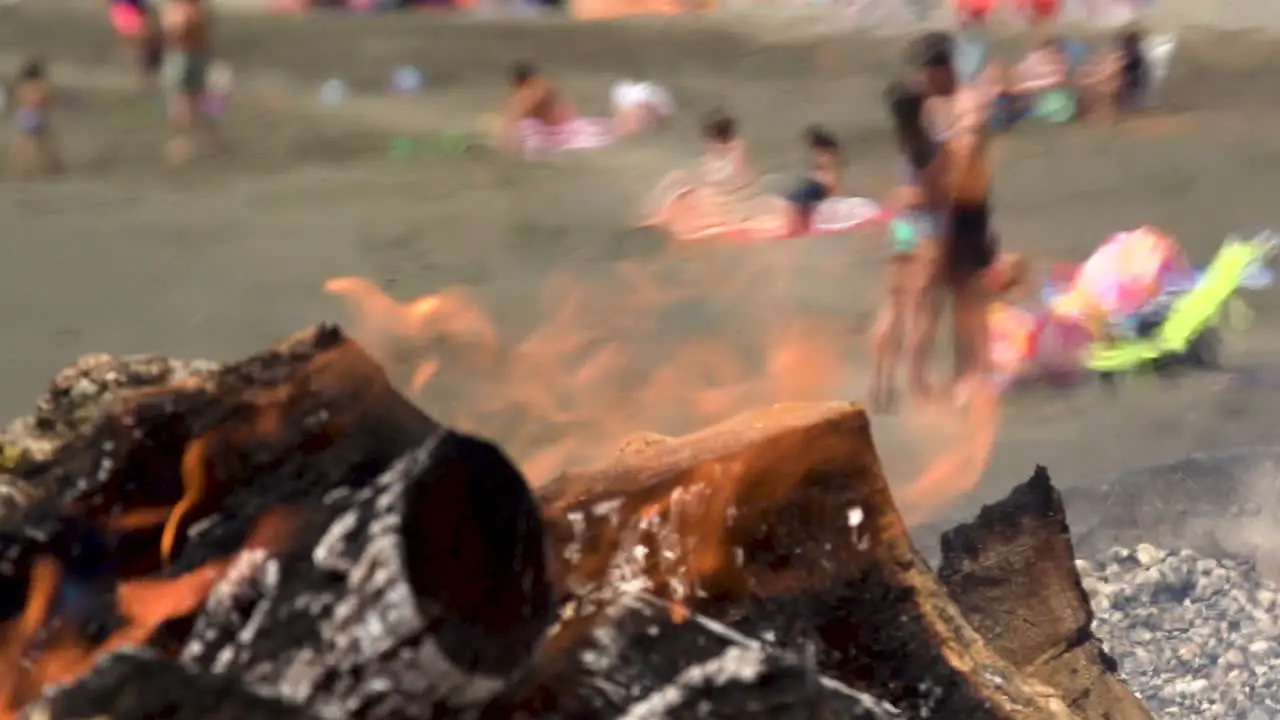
{"left": 160, "top": 0, "right": 215, "bottom": 165}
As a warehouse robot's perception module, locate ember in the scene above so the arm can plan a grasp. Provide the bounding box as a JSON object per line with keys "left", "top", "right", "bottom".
{"left": 0, "top": 326, "right": 1150, "bottom": 719}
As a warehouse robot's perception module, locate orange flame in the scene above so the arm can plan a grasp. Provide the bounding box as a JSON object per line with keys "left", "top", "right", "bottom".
{"left": 325, "top": 261, "right": 863, "bottom": 484}
{"left": 898, "top": 384, "right": 1003, "bottom": 524}
{"left": 324, "top": 254, "right": 1003, "bottom": 516}
{"left": 0, "top": 507, "right": 303, "bottom": 718}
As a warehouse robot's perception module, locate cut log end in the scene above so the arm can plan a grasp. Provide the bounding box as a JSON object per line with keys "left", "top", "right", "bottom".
{"left": 0, "top": 325, "right": 554, "bottom": 718}
{"left": 533, "top": 402, "right": 1087, "bottom": 718}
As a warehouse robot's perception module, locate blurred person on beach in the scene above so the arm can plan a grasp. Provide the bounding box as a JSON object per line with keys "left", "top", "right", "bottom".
{"left": 499, "top": 61, "right": 577, "bottom": 151}
{"left": 1076, "top": 29, "right": 1150, "bottom": 121}
{"left": 160, "top": 0, "right": 216, "bottom": 165}
{"left": 902, "top": 32, "right": 957, "bottom": 401}
{"left": 638, "top": 110, "right": 766, "bottom": 230}
{"left": 907, "top": 32, "right": 1019, "bottom": 404}
{"left": 991, "top": 34, "right": 1072, "bottom": 130}
{"left": 9, "top": 59, "right": 63, "bottom": 181}
{"left": 869, "top": 83, "right": 947, "bottom": 411}
{"left": 953, "top": 1, "right": 1001, "bottom": 87}
{"left": 943, "top": 80, "right": 1002, "bottom": 403}
{"left": 107, "top": 0, "right": 162, "bottom": 91}
{"left": 697, "top": 111, "right": 756, "bottom": 193}
{"left": 784, "top": 125, "right": 843, "bottom": 234}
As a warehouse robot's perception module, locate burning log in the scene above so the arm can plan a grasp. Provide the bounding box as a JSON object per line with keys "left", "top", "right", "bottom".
{"left": 179, "top": 430, "right": 554, "bottom": 719}
{"left": 24, "top": 649, "right": 318, "bottom": 720}
{"left": 936, "top": 466, "right": 1154, "bottom": 720}
{"left": 0, "top": 325, "right": 554, "bottom": 719}
{"left": 0, "top": 354, "right": 219, "bottom": 522}
{"left": 481, "top": 591, "right": 901, "bottom": 719}
{"left": 533, "top": 401, "right": 1080, "bottom": 718}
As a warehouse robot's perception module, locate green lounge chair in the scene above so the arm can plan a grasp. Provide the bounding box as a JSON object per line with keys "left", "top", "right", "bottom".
{"left": 1084, "top": 235, "right": 1277, "bottom": 375}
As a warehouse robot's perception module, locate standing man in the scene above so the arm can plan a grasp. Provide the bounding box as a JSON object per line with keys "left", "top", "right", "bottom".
{"left": 899, "top": 32, "right": 955, "bottom": 403}
{"left": 160, "top": 0, "right": 215, "bottom": 165}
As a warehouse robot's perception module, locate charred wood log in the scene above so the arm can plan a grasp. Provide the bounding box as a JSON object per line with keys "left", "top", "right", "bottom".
{"left": 535, "top": 401, "right": 1076, "bottom": 718}
{"left": 0, "top": 326, "right": 553, "bottom": 719}
{"left": 0, "top": 354, "right": 218, "bottom": 523}
{"left": 22, "top": 649, "right": 317, "bottom": 720}
{"left": 937, "top": 465, "right": 1153, "bottom": 720}
{"left": 179, "top": 430, "right": 554, "bottom": 719}
{"left": 482, "top": 591, "right": 900, "bottom": 719}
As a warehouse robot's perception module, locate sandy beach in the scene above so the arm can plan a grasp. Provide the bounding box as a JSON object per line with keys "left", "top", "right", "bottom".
{"left": 0, "top": 3, "right": 1277, "bottom": 526}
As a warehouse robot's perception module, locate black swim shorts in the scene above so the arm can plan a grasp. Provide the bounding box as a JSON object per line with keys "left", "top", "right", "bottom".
{"left": 787, "top": 178, "right": 830, "bottom": 213}
{"left": 944, "top": 200, "right": 996, "bottom": 283}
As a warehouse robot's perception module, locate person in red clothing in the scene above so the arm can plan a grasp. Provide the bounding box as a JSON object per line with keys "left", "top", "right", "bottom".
{"left": 954, "top": 0, "right": 994, "bottom": 21}
{"left": 1015, "top": 0, "right": 1060, "bottom": 23}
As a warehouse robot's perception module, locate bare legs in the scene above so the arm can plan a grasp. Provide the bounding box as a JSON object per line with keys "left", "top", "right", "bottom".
{"left": 950, "top": 271, "right": 993, "bottom": 404}
{"left": 165, "top": 90, "right": 197, "bottom": 165}
{"left": 871, "top": 249, "right": 939, "bottom": 412}
{"left": 165, "top": 88, "right": 219, "bottom": 165}
{"left": 906, "top": 238, "right": 943, "bottom": 402}
{"left": 9, "top": 129, "right": 64, "bottom": 181}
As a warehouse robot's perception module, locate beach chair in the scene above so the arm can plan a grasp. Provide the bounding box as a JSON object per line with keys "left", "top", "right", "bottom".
{"left": 1084, "top": 235, "right": 1278, "bottom": 376}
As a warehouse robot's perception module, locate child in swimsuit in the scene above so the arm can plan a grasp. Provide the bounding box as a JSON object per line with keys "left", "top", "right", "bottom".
{"left": 785, "top": 126, "right": 842, "bottom": 233}
{"left": 697, "top": 111, "right": 754, "bottom": 191}
{"left": 501, "top": 61, "right": 577, "bottom": 152}
{"left": 639, "top": 111, "right": 760, "bottom": 229}
{"left": 869, "top": 83, "right": 946, "bottom": 411}
{"left": 9, "top": 59, "right": 63, "bottom": 181}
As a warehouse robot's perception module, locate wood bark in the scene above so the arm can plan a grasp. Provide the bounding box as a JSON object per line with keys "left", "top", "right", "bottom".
{"left": 0, "top": 325, "right": 554, "bottom": 719}
{"left": 937, "top": 465, "right": 1154, "bottom": 720}
{"left": 25, "top": 649, "right": 319, "bottom": 720}
{"left": 532, "top": 402, "right": 1078, "bottom": 719}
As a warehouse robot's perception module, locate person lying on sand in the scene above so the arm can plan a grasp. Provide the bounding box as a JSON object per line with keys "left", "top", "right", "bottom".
{"left": 991, "top": 35, "right": 1072, "bottom": 130}
{"left": 638, "top": 112, "right": 789, "bottom": 237}
{"left": 1076, "top": 30, "right": 1150, "bottom": 122}
{"left": 697, "top": 111, "right": 756, "bottom": 192}
{"left": 9, "top": 59, "right": 64, "bottom": 181}
{"left": 610, "top": 79, "right": 674, "bottom": 137}
{"left": 160, "top": 0, "right": 216, "bottom": 165}
{"left": 499, "top": 61, "right": 577, "bottom": 151}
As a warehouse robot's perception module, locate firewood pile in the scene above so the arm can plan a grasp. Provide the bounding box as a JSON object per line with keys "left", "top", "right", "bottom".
{"left": 0, "top": 325, "right": 1155, "bottom": 719}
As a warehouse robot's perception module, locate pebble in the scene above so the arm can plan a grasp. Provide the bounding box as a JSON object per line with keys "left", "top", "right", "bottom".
{"left": 1081, "top": 545, "right": 1280, "bottom": 718}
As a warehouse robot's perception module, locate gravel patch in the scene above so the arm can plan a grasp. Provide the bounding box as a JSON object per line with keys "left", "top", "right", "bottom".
{"left": 1079, "top": 544, "right": 1280, "bottom": 719}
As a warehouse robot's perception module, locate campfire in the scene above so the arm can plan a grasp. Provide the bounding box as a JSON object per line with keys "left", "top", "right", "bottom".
{"left": 0, "top": 324, "right": 1156, "bottom": 719}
